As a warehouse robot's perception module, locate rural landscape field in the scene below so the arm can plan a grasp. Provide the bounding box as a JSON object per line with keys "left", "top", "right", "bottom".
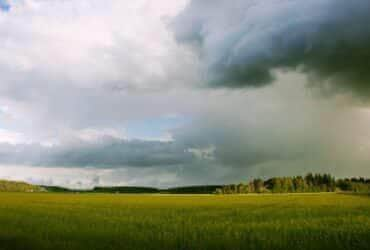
{"left": 1, "top": 0, "right": 370, "bottom": 249}
{"left": 0, "top": 193, "right": 369, "bottom": 250}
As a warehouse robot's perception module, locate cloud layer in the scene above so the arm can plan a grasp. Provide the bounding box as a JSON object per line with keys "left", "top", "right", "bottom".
{"left": 2, "top": 73, "right": 370, "bottom": 187}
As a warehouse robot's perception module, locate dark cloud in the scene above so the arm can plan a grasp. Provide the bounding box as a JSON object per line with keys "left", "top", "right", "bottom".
{"left": 172, "top": 0, "right": 370, "bottom": 96}
{"left": 0, "top": 139, "right": 194, "bottom": 168}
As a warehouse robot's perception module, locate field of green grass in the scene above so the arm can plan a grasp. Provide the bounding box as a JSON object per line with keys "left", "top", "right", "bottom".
{"left": 0, "top": 193, "right": 369, "bottom": 250}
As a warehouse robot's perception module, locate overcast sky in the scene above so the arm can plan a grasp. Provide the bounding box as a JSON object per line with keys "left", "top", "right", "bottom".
{"left": 0, "top": 0, "right": 370, "bottom": 188}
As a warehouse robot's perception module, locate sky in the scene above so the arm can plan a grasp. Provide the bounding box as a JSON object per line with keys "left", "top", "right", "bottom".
{"left": 0, "top": 0, "right": 370, "bottom": 188}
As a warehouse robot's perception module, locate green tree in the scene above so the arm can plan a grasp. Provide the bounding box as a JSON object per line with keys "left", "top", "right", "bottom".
{"left": 293, "top": 176, "right": 306, "bottom": 192}
{"left": 253, "top": 179, "right": 264, "bottom": 193}
{"left": 270, "top": 178, "right": 282, "bottom": 193}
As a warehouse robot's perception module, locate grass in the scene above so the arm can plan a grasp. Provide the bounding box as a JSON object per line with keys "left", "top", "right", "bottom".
{"left": 0, "top": 193, "right": 369, "bottom": 250}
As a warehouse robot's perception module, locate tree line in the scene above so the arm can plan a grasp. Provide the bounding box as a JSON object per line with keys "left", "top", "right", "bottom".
{"left": 215, "top": 173, "right": 369, "bottom": 194}
{"left": 1, "top": 174, "right": 369, "bottom": 194}
{"left": 336, "top": 177, "right": 370, "bottom": 193}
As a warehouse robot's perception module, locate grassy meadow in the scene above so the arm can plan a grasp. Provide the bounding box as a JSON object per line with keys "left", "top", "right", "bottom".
{"left": 0, "top": 193, "right": 369, "bottom": 250}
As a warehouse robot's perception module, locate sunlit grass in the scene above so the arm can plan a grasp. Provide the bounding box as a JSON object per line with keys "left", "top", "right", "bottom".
{"left": 0, "top": 193, "right": 369, "bottom": 250}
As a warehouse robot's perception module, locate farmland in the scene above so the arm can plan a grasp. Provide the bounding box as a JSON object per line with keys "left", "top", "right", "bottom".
{"left": 0, "top": 193, "right": 369, "bottom": 250}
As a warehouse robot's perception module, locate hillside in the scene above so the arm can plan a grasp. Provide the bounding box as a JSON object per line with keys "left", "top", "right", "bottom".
{"left": 0, "top": 180, "right": 44, "bottom": 192}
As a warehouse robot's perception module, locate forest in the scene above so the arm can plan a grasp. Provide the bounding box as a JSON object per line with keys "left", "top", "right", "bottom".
{"left": 216, "top": 174, "right": 370, "bottom": 194}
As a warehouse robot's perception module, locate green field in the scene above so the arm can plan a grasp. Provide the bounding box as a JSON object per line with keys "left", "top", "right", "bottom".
{"left": 0, "top": 193, "right": 369, "bottom": 250}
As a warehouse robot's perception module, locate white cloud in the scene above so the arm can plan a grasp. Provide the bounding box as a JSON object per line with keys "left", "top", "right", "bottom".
{"left": 1, "top": 0, "right": 196, "bottom": 91}
{"left": 187, "top": 145, "right": 215, "bottom": 160}
{"left": 0, "top": 0, "right": 201, "bottom": 141}
{"left": 0, "top": 128, "right": 25, "bottom": 144}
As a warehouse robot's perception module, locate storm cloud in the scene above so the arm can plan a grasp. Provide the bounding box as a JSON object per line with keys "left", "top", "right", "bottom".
{"left": 0, "top": 139, "right": 195, "bottom": 168}
{"left": 172, "top": 0, "right": 370, "bottom": 96}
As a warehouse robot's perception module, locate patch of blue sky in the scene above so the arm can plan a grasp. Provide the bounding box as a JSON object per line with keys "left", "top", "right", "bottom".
{"left": 125, "top": 114, "right": 190, "bottom": 141}
{"left": 0, "top": 0, "right": 10, "bottom": 12}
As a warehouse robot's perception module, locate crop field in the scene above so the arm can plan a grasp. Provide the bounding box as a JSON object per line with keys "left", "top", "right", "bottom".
{"left": 0, "top": 193, "right": 369, "bottom": 250}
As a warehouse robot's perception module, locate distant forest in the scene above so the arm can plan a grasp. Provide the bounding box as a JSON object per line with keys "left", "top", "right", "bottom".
{"left": 218, "top": 174, "right": 370, "bottom": 194}
{"left": 1, "top": 173, "right": 370, "bottom": 194}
